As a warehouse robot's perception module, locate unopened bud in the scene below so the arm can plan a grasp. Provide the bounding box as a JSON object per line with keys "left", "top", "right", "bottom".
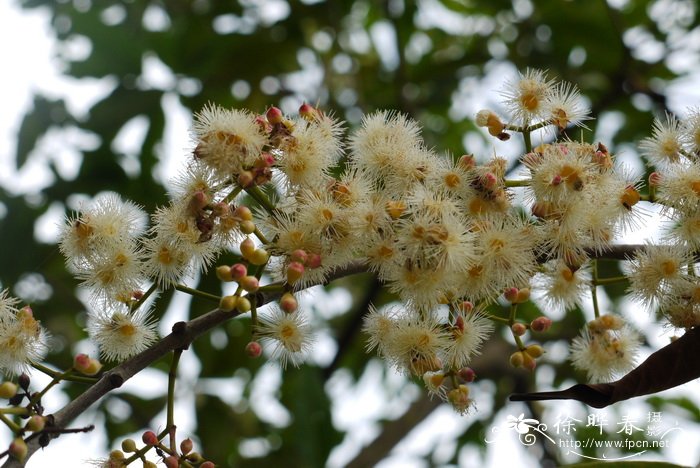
{"left": 236, "top": 296, "right": 251, "bottom": 313}
{"left": 240, "top": 276, "right": 259, "bottom": 292}
{"left": 142, "top": 430, "right": 159, "bottom": 446}
{"left": 290, "top": 249, "right": 308, "bottom": 264}
{"left": 504, "top": 287, "right": 519, "bottom": 303}
{"left": 200, "top": 462, "right": 216, "bottom": 468}
{"left": 180, "top": 438, "right": 193, "bottom": 455}
{"left": 0, "top": 382, "right": 18, "bottom": 399}
{"left": 525, "top": 344, "right": 544, "bottom": 358}
{"left": 219, "top": 295, "right": 237, "bottom": 312}
{"left": 458, "top": 154, "right": 476, "bottom": 170}
{"left": 299, "top": 103, "right": 317, "bottom": 120}
{"left": 286, "top": 262, "right": 305, "bottom": 284}
{"left": 230, "top": 263, "right": 248, "bottom": 281}
{"left": 24, "top": 415, "right": 45, "bottom": 433}
{"left": 306, "top": 253, "right": 322, "bottom": 269}
{"left": 279, "top": 292, "right": 298, "bottom": 313}
{"left": 238, "top": 170, "right": 254, "bottom": 187}
{"left": 121, "top": 438, "right": 137, "bottom": 453}
{"left": 511, "top": 322, "right": 527, "bottom": 336}
{"left": 73, "top": 353, "right": 102, "bottom": 376}
{"left": 266, "top": 106, "right": 284, "bottom": 124}
{"left": 164, "top": 456, "right": 179, "bottom": 468}
{"left": 245, "top": 341, "right": 263, "bottom": 358}
{"left": 9, "top": 438, "right": 27, "bottom": 462}
{"left": 249, "top": 248, "right": 269, "bottom": 265}
{"left": 18, "top": 374, "right": 30, "bottom": 391}
{"left": 240, "top": 237, "right": 256, "bottom": 259}
{"left": 530, "top": 316, "right": 552, "bottom": 333}
{"left": 509, "top": 351, "right": 524, "bottom": 368}
{"left": 521, "top": 351, "right": 536, "bottom": 371}
{"left": 216, "top": 265, "right": 233, "bottom": 282}
{"left": 234, "top": 205, "right": 253, "bottom": 221}
{"left": 515, "top": 288, "right": 530, "bottom": 303}
{"left": 458, "top": 367, "right": 476, "bottom": 383}
{"left": 240, "top": 220, "right": 256, "bottom": 235}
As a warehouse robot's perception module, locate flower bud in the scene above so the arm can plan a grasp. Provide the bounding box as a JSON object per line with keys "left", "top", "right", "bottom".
{"left": 216, "top": 265, "right": 233, "bottom": 282}
{"left": 233, "top": 205, "right": 253, "bottom": 221}
{"left": 240, "top": 237, "right": 256, "bottom": 259}
{"left": 219, "top": 295, "right": 237, "bottom": 312}
{"left": 230, "top": 263, "right": 248, "bottom": 281}
{"left": 509, "top": 351, "right": 524, "bottom": 368}
{"left": 516, "top": 288, "right": 531, "bottom": 303}
{"left": 25, "top": 415, "right": 45, "bottom": 433}
{"left": 245, "top": 341, "right": 263, "bottom": 358}
{"left": 521, "top": 351, "right": 536, "bottom": 371}
{"left": 200, "top": 462, "right": 216, "bottom": 468}
{"left": 121, "top": 438, "right": 137, "bottom": 453}
{"left": 649, "top": 171, "right": 662, "bottom": 187}
{"left": 9, "top": 438, "right": 27, "bottom": 462}
{"left": 290, "top": 249, "right": 308, "bottom": 264}
{"left": 237, "top": 170, "right": 254, "bottom": 187}
{"left": 306, "top": 253, "right": 322, "bottom": 269}
{"left": 266, "top": 106, "right": 284, "bottom": 124}
{"left": 525, "top": 344, "right": 544, "bottom": 358}
{"left": 239, "top": 220, "right": 256, "bottom": 235}
{"left": 236, "top": 296, "right": 251, "bottom": 313}
{"left": 180, "top": 438, "right": 193, "bottom": 455}
{"left": 458, "top": 367, "right": 476, "bottom": 383}
{"left": 530, "top": 316, "right": 552, "bottom": 333}
{"left": 144, "top": 461, "right": 158, "bottom": 468}
{"left": 286, "top": 262, "right": 305, "bottom": 284}
{"left": 0, "top": 382, "right": 18, "bottom": 399}
{"left": 142, "top": 430, "right": 159, "bottom": 446}
{"left": 511, "top": 322, "right": 527, "bottom": 336}
{"left": 279, "top": 292, "right": 298, "bottom": 313}
{"left": 249, "top": 248, "right": 269, "bottom": 266}
{"left": 240, "top": 276, "right": 259, "bottom": 292}
{"left": 18, "top": 374, "right": 30, "bottom": 391}
{"left": 504, "top": 287, "right": 519, "bottom": 303}
{"left": 299, "top": 103, "right": 317, "bottom": 120}
{"left": 164, "top": 455, "right": 179, "bottom": 468}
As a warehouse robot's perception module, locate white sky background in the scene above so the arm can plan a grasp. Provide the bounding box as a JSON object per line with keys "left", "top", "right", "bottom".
{"left": 1, "top": 0, "right": 700, "bottom": 467}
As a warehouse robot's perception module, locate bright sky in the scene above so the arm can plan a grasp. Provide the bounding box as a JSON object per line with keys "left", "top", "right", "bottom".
{"left": 1, "top": 1, "right": 699, "bottom": 467}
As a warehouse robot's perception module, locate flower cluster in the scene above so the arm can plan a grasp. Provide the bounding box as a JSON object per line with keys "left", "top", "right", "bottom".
{"left": 0, "top": 291, "right": 48, "bottom": 375}
{"left": 46, "top": 69, "right": 700, "bottom": 419}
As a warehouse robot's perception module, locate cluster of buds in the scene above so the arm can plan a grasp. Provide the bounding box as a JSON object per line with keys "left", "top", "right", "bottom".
{"left": 285, "top": 248, "right": 322, "bottom": 285}
{"left": 114, "top": 431, "right": 214, "bottom": 468}
{"left": 509, "top": 344, "right": 544, "bottom": 371}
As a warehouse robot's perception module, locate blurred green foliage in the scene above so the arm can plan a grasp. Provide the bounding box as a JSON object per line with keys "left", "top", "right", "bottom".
{"left": 4, "top": 0, "right": 699, "bottom": 466}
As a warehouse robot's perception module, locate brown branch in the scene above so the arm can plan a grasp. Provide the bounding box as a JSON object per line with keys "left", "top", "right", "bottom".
{"left": 510, "top": 326, "right": 700, "bottom": 407}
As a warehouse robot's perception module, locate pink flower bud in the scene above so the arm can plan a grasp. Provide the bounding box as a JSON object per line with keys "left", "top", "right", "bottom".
{"left": 180, "top": 438, "right": 193, "bottom": 455}
{"left": 306, "top": 253, "right": 322, "bottom": 269}
{"left": 216, "top": 265, "right": 233, "bottom": 282}
{"left": 233, "top": 205, "right": 253, "bottom": 221}
{"left": 279, "top": 292, "right": 298, "bottom": 313}
{"left": 266, "top": 106, "right": 284, "bottom": 124}
{"left": 299, "top": 103, "right": 317, "bottom": 120}
{"left": 649, "top": 171, "right": 662, "bottom": 187}
{"left": 511, "top": 322, "right": 527, "bottom": 336}
{"left": 504, "top": 287, "right": 519, "bottom": 303}
{"left": 458, "top": 367, "right": 476, "bottom": 383}
{"left": 230, "top": 263, "right": 248, "bottom": 281}
{"left": 290, "top": 249, "right": 308, "bottom": 264}
{"left": 530, "top": 316, "right": 552, "bottom": 333}
{"left": 142, "top": 430, "right": 159, "bottom": 446}
{"left": 245, "top": 341, "right": 263, "bottom": 358}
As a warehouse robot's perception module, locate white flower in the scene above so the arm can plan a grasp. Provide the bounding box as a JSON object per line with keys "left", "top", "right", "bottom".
{"left": 257, "top": 307, "right": 313, "bottom": 369}
{"left": 443, "top": 311, "right": 494, "bottom": 369}
{"left": 88, "top": 306, "right": 158, "bottom": 361}
{"left": 0, "top": 306, "right": 49, "bottom": 376}
{"left": 639, "top": 113, "right": 685, "bottom": 167}
{"left": 570, "top": 324, "right": 640, "bottom": 383}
